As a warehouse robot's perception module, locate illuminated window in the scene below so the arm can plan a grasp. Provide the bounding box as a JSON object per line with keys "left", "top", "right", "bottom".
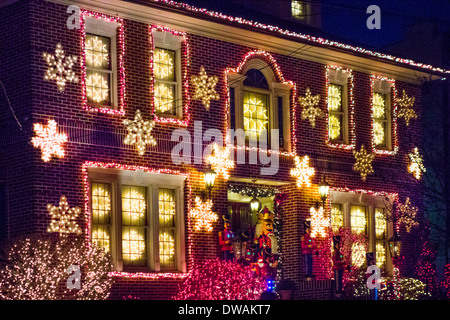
{"left": 331, "top": 191, "right": 394, "bottom": 274}
{"left": 228, "top": 60, "right": 293, "bottom": 152}
{"left": 328, "top": 84, "right": 344, "bottom": 142}
{"left": 154, "top": 48, "right": 176, "bottom": 116}
{"left": 291, "top": 1, "right": 305, "bottom": 19}
{"left": 89, "top": 170, "right": 186, "bottom": 273}
{"left": 83, "top": 15, "right": 121, "bottom": 110}
{"left": 152, "top": 30, "right": 184, "bottom": 118}
{"left": 159, "top": 189, "right": 176, "bottom": 269}
{"left": 372, "top": 78, "right": 393, "bottom": 151}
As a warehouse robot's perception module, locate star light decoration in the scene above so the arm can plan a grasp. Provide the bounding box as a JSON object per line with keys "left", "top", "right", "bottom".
{"left": 299, "top": 87, "right": 323, "bottom": 128}
{"left": 307, "top": 206, "right": 329, "bottom": 238}
{"left": 190, "top": 66, "right": 220, "bottom": 110}
{"left": 206, "top": 143, "right": 235, "bottom": 180}
{"left": 408, "top": 147, "right": 426, "bottom": 180}
{"left": 397, "top": 90, "right": 417, "bottom": 126}
{"left": 123, "top": 109, "right": 157, "bottom": 156}
{"left": 352, "top": 145, "right": 375, "bottom": 181}
{"left": 31, "top": 119, "right": 68, "bottom": 162}
{"left": 47, "top": 195, "right": 82, "bottom": 237}
{"left": 43, "top": 43, "right": 78, "bottom": 92}
{"left": 189, "top": 196, "right": 218, "bottom": 232}
{"left": 290, "top": 155, "right": 315, "bottom": 188}
{"left": 398, "top": 197, "right": 419, "bottom": 233}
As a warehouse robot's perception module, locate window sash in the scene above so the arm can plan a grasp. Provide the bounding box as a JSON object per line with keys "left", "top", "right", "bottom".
{"left": 243, "top": 90, "right": 270, "bottom": 141}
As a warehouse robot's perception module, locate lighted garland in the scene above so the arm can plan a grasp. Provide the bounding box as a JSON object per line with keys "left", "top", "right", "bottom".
{"left": 80, "top": 10, "right": 126, "bottom": 115}
{"left": 0, "top": 235, "right": 113, "bottom": 300}
{"left": 173, "top": 258, "right": 266, "bottom": 300}
{"left": 228, "top": 184, "right": 278, "bottom": 198}
{"left": 150, "top": 26, "right": 191, "bottom": 126}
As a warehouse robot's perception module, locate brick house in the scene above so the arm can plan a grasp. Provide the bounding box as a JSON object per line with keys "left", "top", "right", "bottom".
{"left": 0, "top": 0, "right": 446, "bottom": 300}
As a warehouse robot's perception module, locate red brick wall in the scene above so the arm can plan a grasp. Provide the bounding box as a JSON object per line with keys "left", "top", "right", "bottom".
{"left": 0, "top": 0, "right": 424, "bottom": 299}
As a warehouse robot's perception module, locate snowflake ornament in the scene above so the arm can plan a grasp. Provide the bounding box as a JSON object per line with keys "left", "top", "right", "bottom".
{"left": 352, "top": 145, "right": 374, "bottom": 181}
{"left": 398, "top": 197, "right": 419, "bottom": 232}
{"left": 31, "top": 119, "right": 68, "bottom": 162}
{"left": 206, "top": 143, "right": 234, "bottom": 180}
{"left": 123, "top": 109, "right": 157, "bottom": 156}
{"left": 408, "top": 147, "right": 426, "bottom": 180}
{"left": 43, "top": 43, "right": 78, "bottom": 92}
{"left": 47, "top": 195, "right": 82, "bottom": 236}
{"left": 397, "top": 90, "right": 417, "bottom": 126}
{"left": 299, "top": 87, "right": 323, "bottom": 128}
{"left": 307, "top": 206, "right": 329, "bottom": 238}
{"left": 290, "top": 155, "right": 315, "bottom": 188}
{"left": 191, "top": 66, "right": 220, "bottom": 110}
{"left": 189, "top": 196, "right": 218, "bottom": 232}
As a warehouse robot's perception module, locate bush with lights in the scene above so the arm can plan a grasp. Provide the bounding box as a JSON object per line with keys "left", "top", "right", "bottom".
{"left": 173, "top": 258, "right": 266, "bottom": 300}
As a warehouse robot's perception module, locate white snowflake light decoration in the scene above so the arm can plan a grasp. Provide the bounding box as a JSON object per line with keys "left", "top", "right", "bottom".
{"left": 299, "top": 87, "right": 323, "bottom": 128}
{"left": 31, "top": 119, "right": 68, "bottom": 162}
{"left": 189, "top": 196, "right": 218, "bottom": 232}
{"left": 122, "top": 229, "right": 145, "bottom": 261}
{"left": 47, "top": 195, "right": 82, "bottom": 236}
{"left": 352, "top": 145, "right": 374, "bottom": 181}
{"left": 408, "top": 147, "right": 426, "bottom": 180}
{"left": 123, "top": 109, "right": 157, "bottom": 156}
{"left": 191, "top": 66, "right": 220, "bottom": 110}
{"left": 43, "top": 43, "right": 78, "bottom": 92}
{"left": 398, "top": 197, "right": 419, "bottom": 233}
{"left": 307, "top": 206, "right": 329, "bottom": 238}
{"left": 290, "top": 155, "right": 315, "bottom": 188}
{"left": 206, "top": 143, "right": 235, "bottom": 180}
{"left": 397, "top": 90, "right": 417, "bottom": 126}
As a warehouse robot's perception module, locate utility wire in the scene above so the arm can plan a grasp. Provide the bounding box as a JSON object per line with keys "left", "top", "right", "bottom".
{"left": 0, "top": 79, "right": 23, "bottom": 131}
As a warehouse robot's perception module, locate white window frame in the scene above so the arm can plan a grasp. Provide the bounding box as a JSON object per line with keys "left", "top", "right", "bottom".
{"left": 152, "top": 30, "right": 183, "bottom": 119}
{"left": 88, "top": 168, "right": 186, "bottom": 273}
{"left": 372, "top": 79, "right": 393, "bottom": 151}
{"left": 227, "top": 59, "right": 292, "bottom": 152}
{"left": 329, "top": 191, "right": 394, "bottom": 274}
{"left": 328, "top": 69, "right": 351, "bottom": 145}
{"left": 84, "top": 16, "right": 119, "bottom": 109}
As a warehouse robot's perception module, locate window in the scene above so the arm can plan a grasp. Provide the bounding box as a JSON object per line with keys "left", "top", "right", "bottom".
{"left": 326, "top": 68, "right": 352, "bottom": 146}
{"left": 152, "top": 30, "right": 184, "bottom": 119}
{"left": 227, "top": 58, "right": 292, "bottom": 152}
{"left": 88, "top": 169, "right": 186, "bottom": 273}
{"left": 330, "top": 191, "right": 394, "bottom": 272}
{"left": 291, "top": 1, "right": 305, "bottom": 19}
{"left": 82, "top": 15, "right": 122, "bottom": 111}
{"left": 372, "top": 78, "right": 394, "bottom": 151}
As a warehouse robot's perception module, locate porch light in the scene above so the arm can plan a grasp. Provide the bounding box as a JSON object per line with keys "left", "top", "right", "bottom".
{"left": 250, "top": 197, "right": 262, "bottom": 213}
{"left": 388, "top": 235, "right": 402, "bottom": 260}
{"left": 204, "top": 166, "right": 216, "bottom": 197}
{"left": 318, "top": 175, "right": 330, "bottom": 205}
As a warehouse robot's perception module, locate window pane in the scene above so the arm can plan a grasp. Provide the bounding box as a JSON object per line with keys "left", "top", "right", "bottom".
{"left": 373, "top": 93, "right": 386, "bottom": 120}
{"left": 331, "top": 204, "right": 343, "bottom": 233}
{"left": 154, "top": 48, "right": 175, "bottom": 82}
{"left": 350, "top": 205, "right": 366, "bottom": 235}
{"left": 92, "top": 225, "right": 110, "bottom": 253}
{"left": 85, "top": 70, "right": 111, "bottom": 105}
{"left": 243, "top": 91, "right": 269, "bottom": 141}
{"left": 375, "top": 208, "right": 387, "bottom": 239}
{"left": 92, "top": 183, "right": 111, "bottom": 224}
{"left": 328, "top": 114, "right": 342, "bottom": 141}
{"left": 159, "top": 189, "right": 175, "bottom": 228}
{"left": 122, "top": 186, "right": 147, "bottom": 226}
{"left": 376, "top": 241, "right": 386, "bottom": 269}
{"left": 85, "top": 34, "right": 111, "bottom": 70}
{"left": 373, "top": 120, "right": 386, "bottom": 146}
{"left": 291, "top": 1, "right": 304, "bottom": 18}
{"left": 328, "top": 84, "right": 342, "bottom": 112}
{"left": 159, "top": 229, "right": 175, "bottom": 269}
{"left": 154, "top": 82, "right": 175, "bottom": 115}
{"left": 122, "top": 226, "right": 147, "bottom": 265}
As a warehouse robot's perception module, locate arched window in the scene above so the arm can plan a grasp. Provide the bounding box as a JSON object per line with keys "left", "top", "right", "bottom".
{"left": 227, "top": 58, "right": 292, "bottom": 152}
